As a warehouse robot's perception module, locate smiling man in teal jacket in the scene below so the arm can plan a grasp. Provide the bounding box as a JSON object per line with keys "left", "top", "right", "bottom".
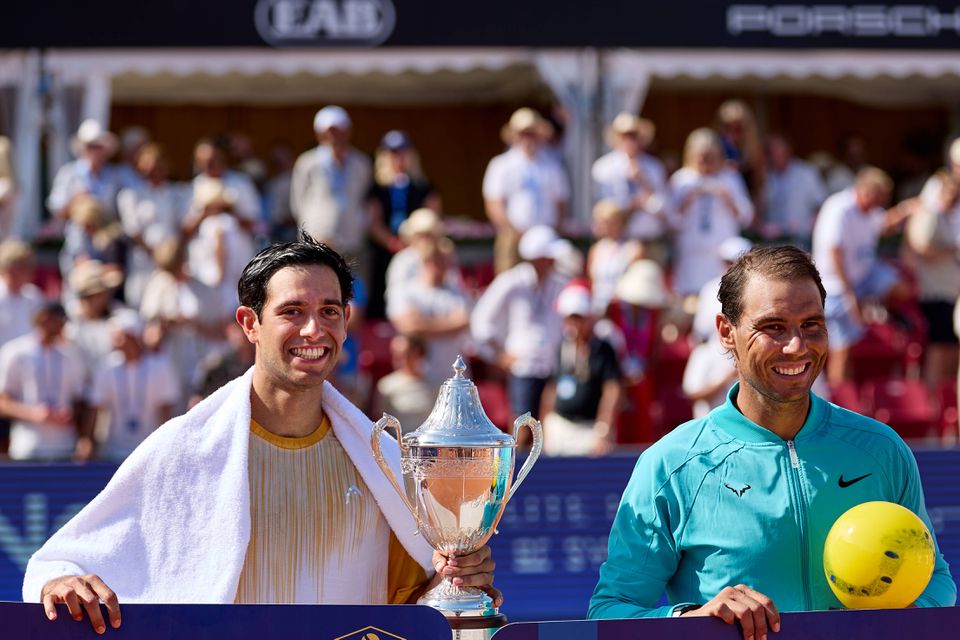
{"left": 588, "top": 246, "right": 955, "bottom": 639}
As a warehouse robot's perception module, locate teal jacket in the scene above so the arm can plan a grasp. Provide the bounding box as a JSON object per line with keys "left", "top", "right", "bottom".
{"left": 588, "top": 384, "right": 956, "bottom": 618}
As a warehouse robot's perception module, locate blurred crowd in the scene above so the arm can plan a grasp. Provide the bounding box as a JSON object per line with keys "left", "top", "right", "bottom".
{"left": 0, "top": 97, "right": 957, "bottom": 462}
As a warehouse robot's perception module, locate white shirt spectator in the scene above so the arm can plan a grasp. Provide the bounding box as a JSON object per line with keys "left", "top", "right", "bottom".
{"left": 90, "top": 351, "right": 181, "bottom": 460}
{"left": 470, "top": 262, "right": 567, "bottom": 378}
{"left": 763, "top": 159, "right": 827, "bottom": 239}
{"left": 290, "top": 145, "right": 372, "bottom": 255}
{"left": 387, "top": 281, "right": 471, "bottom": 385}
{"left": 117, "top": 182, "right": 189, "bottom": 306}
{"left": 919, "top": 173, "right": 960, "bottom": 234}
{"left": 66, "top": 307, "right": 134, "bottom": 370}
{"left": 669, "top": 168, "right": 753, "bottom": 295}
{"left": 189, "top": 171, "right": 261, "bottom": 223}
{"left": 682, "top": 339, "right": 735, "bottom": 419}
{"left": 186, "top": 213, "right": 255, "bottom": 322}
{"left": 0, "top": 280, "right": 44, "bottom": 348}
{"left": 482, "top": 147, "right": 570, "bottom": 232}
{"left": 588, "top": 238, "right": 640, "bottom": 316}
{"left": 385, "top": 247, "right": 461, "bottom": 310}
{"left": 592, "top": 150, "right": 670, "bottom": 240}
{"left": 812, "top": 188, "right": 885, "bottom": 296}
{"left": 0, "top": 333, "right": 87, "bottom": 459}
{"left": 47, "top": 159, "right": 123, "bottom": 219}
{"left": 140, "top": 270, "right": 216, "bottom": 405}
{"left": 692, "top": 275, "right": 723, "bottom": 344}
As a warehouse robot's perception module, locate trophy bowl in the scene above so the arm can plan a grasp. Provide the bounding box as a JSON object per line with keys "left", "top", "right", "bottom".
{"left": 371, "top": 356, "right": 543, "bottom": 623}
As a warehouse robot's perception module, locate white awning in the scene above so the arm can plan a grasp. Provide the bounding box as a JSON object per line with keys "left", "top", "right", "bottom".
{"left": 43, "top": 48, "right": 544, "bottom": 105}
{"left": 607, "top": 49, "right": 960, "bottom": 108}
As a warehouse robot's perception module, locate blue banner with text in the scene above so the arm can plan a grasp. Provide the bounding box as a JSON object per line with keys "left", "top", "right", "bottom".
{"left": 2, "top": 451, "right": 960, "bottom": 621}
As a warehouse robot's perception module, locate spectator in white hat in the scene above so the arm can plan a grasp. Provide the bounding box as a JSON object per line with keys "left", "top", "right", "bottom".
{"left": 471, "top": 225, "right": 569, "bottom": 423}
{"left": 47, "top": 119, "right": 123, "bottom": 223}
{"left": 290, "top": 105, "right": 373, "bottom": 277}
{"left": 80, "top": 310, "right": 180, "bottom": 462}
{"left": 387, "top": 238, "right": 470, "bottom": 387}
{"left": 541, "top": 284, "right": 622, "bottom": 456}
{"left": 384, "top": 208, "right": 460, "bottom": 309}
{"left": 64, "top": 260, "right": 133, "bottom": 373}
{"left": 482, "top": 108, "right": 570, "bottom": 274}
{"left": 603, "top": 259, "right": 669, "bottom": 443}
{"left": 592, "top": 113, "right": 671, "bottom": 259}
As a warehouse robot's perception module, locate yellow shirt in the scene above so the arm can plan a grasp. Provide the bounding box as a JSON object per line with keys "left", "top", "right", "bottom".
{"left": 234, "top": 415, "right": 428, "bottom": 604}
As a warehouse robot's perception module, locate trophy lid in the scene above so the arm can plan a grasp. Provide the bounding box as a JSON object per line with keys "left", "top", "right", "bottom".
{"left": 403, "top": 356, "right": 514, "bottom": 448}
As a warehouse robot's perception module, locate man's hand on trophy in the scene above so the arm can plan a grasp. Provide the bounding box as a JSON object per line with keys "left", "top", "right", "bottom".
{"left": 430, "top": 546, "right": 503, "bottom": 607}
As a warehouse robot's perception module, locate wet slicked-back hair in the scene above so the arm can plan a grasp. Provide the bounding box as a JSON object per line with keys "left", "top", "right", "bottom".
{"left": 237, "top": 229, "right": 354, "bottom": 318}
{"left": 718, "top": 245, "right": 826, "bottom": 326}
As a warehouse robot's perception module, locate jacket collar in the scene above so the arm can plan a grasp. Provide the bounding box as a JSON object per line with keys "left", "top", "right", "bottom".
{"left": 710, "top": 382, "right": 826, "bottom": 444}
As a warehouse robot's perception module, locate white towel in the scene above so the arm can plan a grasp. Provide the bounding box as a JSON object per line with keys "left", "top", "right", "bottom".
{"left": 22, "top": 367, "right": 434, "bottom": 603}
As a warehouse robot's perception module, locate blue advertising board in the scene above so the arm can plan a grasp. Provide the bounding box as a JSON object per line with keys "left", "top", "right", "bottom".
{"left": 3, "top": 601, "right": 958, "bottom": 639}
{"left": 2, "top": 451, "right": 960, "bottom": 621}
{"left": 0, "top": 601, "right": 451, "bottom": 639}
{"left": 493, "top": 607, "right": 960, "bottom": 640}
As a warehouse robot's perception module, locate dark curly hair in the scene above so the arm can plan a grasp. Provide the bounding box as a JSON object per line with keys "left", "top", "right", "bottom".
{"left": 237, "top": 229, "right": 355, "bottom": 319}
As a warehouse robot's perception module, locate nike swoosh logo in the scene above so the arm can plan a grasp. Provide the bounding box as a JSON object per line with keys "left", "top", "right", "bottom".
{"left": 838, "top": 473, "right": 872, "bottom": 488}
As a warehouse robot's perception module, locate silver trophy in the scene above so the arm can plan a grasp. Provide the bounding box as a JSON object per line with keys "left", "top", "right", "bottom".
{"left": 371, "top": 356, "right": 542, "bottom": 638}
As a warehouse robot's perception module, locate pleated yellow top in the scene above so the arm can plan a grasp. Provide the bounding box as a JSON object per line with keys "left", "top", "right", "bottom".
{"left": 234, "top": 415, "right": 429, "bottom": 604}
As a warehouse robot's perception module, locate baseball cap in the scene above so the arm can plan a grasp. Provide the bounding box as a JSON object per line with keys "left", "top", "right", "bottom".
{"left": 381, "top": 130, "right": 412, "bottom": 152}
{"left": 718, "top": 237, "right": 753, "bottom": 263}
{"left": 519, "top": 226, "right": 564, "bottom": 261}
{"left": 557, "top": 285, "right": 592, "bottom": 318}
{"left": 313, "top": 106, "right": 352, "bottom": 133}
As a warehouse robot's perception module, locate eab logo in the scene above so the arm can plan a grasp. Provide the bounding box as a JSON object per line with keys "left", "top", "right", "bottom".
{"left": 334, "top": 626, "right": 407, "bottom": 640}
{"left": 255, "top": 0, "right": 396, "bottom": 47}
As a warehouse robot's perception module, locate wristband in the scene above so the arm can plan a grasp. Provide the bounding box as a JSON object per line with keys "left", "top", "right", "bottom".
{"left": 672, "top": 603, "right": 700, "bottom": 617}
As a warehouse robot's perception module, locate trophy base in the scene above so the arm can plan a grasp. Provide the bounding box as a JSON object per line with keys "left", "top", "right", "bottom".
{"left": 418, "top": 581, "right": 496, "bottom": 616}
{"left": 447, "top": 612, "right": 507, "bottom": 640}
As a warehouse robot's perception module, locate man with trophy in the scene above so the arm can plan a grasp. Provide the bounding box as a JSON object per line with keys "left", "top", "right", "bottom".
{"left": 23, "top": 232, "right": 505, "bottom": 636}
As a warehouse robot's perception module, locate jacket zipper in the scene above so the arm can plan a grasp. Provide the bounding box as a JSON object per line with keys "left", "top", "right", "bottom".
{"left": 786, "top": 440, "right": 812, "bottom": 610}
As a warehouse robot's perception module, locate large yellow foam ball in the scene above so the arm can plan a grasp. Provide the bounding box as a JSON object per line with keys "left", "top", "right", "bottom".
{"left": 823, "top": 501, "right": 935, "bottom": 609}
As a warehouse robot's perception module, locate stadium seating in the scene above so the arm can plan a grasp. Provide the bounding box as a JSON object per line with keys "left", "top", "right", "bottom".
{"left": 475, "top": 379, "right": 512, "bottom": 431}
{"left": 829, "top": 380, "right": 863, "bottom": 414}
{"left": 938, "top": 381, "right": 958, "bottom": 440}
{"left": 861, "top": 378, "right": 936, "bottom": 439}
{"left": 357, "top": 319, "right": 396, "bottom": 390}
{"left": 848, "top": 322, "right": 910, "bottom": 382}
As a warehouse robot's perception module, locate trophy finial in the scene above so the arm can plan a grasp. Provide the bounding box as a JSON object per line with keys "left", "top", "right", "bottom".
{"left": 452, "top": 355, "right": 467, "bottom": 378}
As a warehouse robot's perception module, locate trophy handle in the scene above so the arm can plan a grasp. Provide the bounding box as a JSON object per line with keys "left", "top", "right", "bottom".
{"left": 370, "top": 413, "right": 426, "bottom": 530}
{"left": 506, "top": 411, "right": 543, "bottom": 505}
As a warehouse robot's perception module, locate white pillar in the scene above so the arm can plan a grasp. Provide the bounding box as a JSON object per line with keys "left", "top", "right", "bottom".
{"left": 601, "top": 50, "right": 653, "bottom": 126}
{"left": 534, "top": 49, "right": 600, "bottom": 233}
{"left": 81, "top": 72, "right": 112, "bottom": 128}
{"left": 11, "top": 50, "right": 42, "bottom": 240}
